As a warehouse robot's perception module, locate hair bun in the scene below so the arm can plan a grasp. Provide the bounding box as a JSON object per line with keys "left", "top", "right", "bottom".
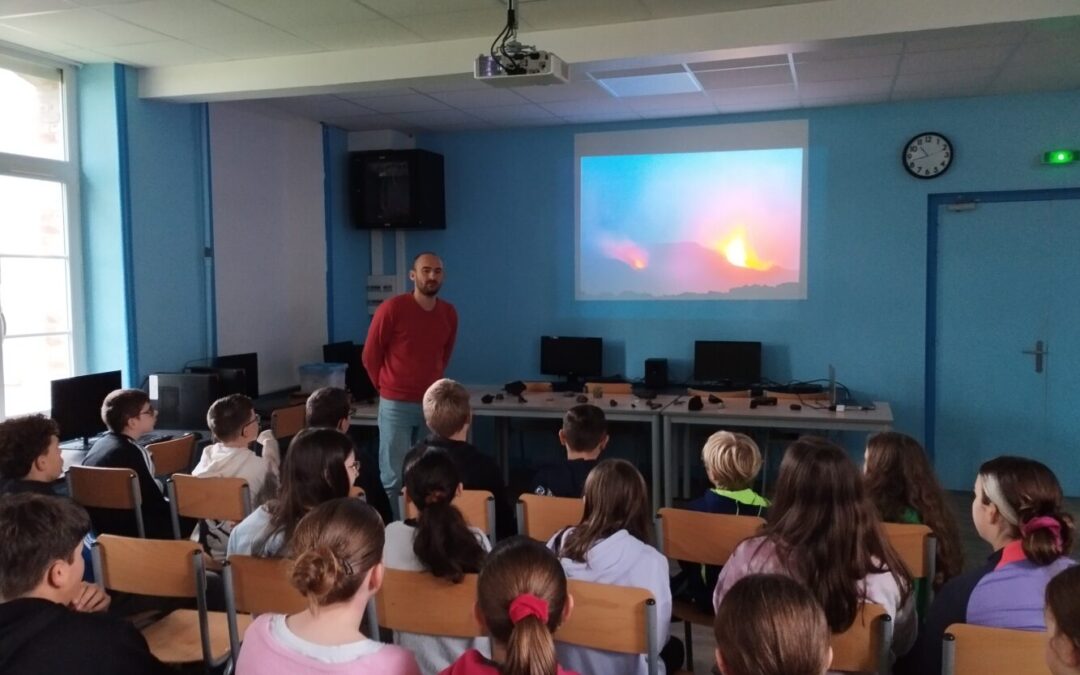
{"left": 291, "top": 545, "right": 342, "bottom": 599}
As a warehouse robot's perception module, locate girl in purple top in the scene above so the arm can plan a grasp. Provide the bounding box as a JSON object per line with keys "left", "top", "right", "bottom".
{"left": 236, "top": 498, "right": 420, "bottom": 675}
{"left": 897, "top": 456, "right": 1077, "bottom": 675}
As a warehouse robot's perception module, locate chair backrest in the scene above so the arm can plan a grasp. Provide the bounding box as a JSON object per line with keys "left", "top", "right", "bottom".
{"left": 881, "top": 522, "right": 935, "bottom": 579}
{"left": 585, "top": 381, "right": 632, "bottom": 395}
{"left": 558, "top": 579, "right": 659, "bottom": 669}
{"left": 92, "top": 534, "right": 203, "bottom": 598}
{"left": 369, "top": 568, "right": 481, "bottom": 641}
{"left": 517, "top": 494, "right": 584, "bottom": 542}
{"left": 147, "top": 433, "right": 197, "bottom": 476}
{"left": 764, "top": 389, "right": 831, "bottom": 401}
{"left": 942, "top": 623, "right": 1051, "bottom": 675}
{"left": 270, "top": 404, "right": 306, "bottom": 439}
{"left": 830, "top": 603, "right": 892, "bottom": 674}
{"left": 66, "top": 465, "right": 145, "bottom": 538}
{"left": 349, "top": 484, "right": 365, "bottom": 499}
{"left": 400, "top": 489, "right": 495, "bottom": 539}
{"left": 167, "top": 474, "right": 252, "bottom": 539}
{"left": 224, "top": 555, "right": 307, "bottom": 616}
{"left": 655, "top": 508, "right": 764, "bottom": 566}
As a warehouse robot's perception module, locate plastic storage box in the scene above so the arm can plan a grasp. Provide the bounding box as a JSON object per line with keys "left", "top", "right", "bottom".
{"left": 299, "top": 362, "right": 347, "bottom": 393}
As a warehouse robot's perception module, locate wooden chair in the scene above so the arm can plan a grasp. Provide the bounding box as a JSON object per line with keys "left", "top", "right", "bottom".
{"left": 270, "top": 404, "right": 306, "bottom": 440}
{"left": 881, "top": 522, "right": 936, "bottom": 604}
{"left": 92, "top": 534, "right": 231, "bottom": 669}
{"left": 166, "top": 474, "right": 252, "bottom": 540}
{"left": 367, "top": 568, "right": 481, "bottom": 641}
{"left": 942, "top": 624, "right": 1051, "bottom": 675}
{"left": 558, "top": 579, "right": 661, "bottom": 675}
{"left": 516, "top": 493, "right": 583, "bottom": 542}
{"left": 585, "top": 381, "right": 633, "bottom": 395}
{"left": 67, "top": 465, "right": 145, "bottom": 538}
{"left": 147, "top": 433, "right": 197, "bottom": 477}
{"left": 655, "top": 508, "right": 765, "bottom": 669}
{"left": 830, "top": 603, "right": 892, "bottom": 674}
{"left": 223, "top": 555, "right": 307, "bottom": 664}
{"left": 400, "top": 489, "right": 496, "bottom": 540}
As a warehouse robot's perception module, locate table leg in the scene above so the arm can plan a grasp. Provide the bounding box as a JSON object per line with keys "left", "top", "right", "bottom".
{"left": 651, "top": 416, "right": 661, "bottom": 512}
{"left": 497, "top": 418, "right": 510, "bottom": 484}
{"left": 663, "top": 417, "right": 674, "bottom": 508}
{"left": 682, "top": 425, "right": 691, "bottom": 499}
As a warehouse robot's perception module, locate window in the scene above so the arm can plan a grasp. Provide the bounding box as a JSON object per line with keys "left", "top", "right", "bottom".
{"left": 0, "top": 52, "right": 81, "bottom": 417}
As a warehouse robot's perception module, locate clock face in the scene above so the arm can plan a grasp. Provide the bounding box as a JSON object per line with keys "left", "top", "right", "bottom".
{"left": 903, "top": 132, "right": 953, "bottom": 179}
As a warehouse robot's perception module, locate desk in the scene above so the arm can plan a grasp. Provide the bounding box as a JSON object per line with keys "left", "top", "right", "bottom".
{"left": 661, "top": 399, "right": 893, "bottom": 506}
{"left": 348, "top": 401, "right": 380, "bottom": 427}
{"left": 469, "top": 390, "right": 679, "bottom": 511}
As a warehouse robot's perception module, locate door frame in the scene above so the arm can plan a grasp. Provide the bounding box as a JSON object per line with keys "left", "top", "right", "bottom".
{"left": 924, "top": 186, "right": 1080, "bottom": 460}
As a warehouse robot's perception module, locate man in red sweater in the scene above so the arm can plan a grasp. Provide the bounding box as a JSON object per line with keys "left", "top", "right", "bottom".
{"left": 362, "top": 252, "right": 458, "bottom": 504}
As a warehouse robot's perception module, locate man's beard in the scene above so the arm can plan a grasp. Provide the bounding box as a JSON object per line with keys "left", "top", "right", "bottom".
{"left": 418, "top": 281, "right": 441, "bottom": 297}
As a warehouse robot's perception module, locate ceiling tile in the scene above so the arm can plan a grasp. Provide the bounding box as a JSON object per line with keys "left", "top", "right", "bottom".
{"left": 793, "top": 39, "right": 903, "bottom": 62}
{"left": 96, "top": 38, "right": 223, "bottom": 66}
{"left": 0, "top": 8, "right": 167, "bottom": 47}
{"left": 695, "top": 65, "right": 791, "bottom": 90}
{"left": 1006, "top": 36, "right": 1080, "bottom": 70}
{"left": 689, "top": 54, "right": 788, "bottom": 71}
{"left": 216, "top": 0, "right": 381, "bottom": 27}
{"left": 47, "top": 45, "right": 110, "bottom": 62}
{"left": 0, "top": 22, "right": 78, "bottom": 53}
{"left": 358, "top": 93, "right": 450, "bottom": 113}
{"left": 708, "top": 83, "right": 798, "bottom": 105}
{"left": 799, "top": 91, "right": 885, "bottom": 108}
{"left": 66, "top": 0, "right": 147, "bottom": 5}
{"left": 795, "top": 54, "right": 898, "bottom": 82}
{"left": 321, "top": 112, "right": 409, "bottom": 131}
{"left": 901, "top": 23, "right": 1027, "bottom": 53}
{"left": 621, "top": 91, "right": 714, "bottom": 112}
{"left": 393, "top": 108, "right": 486, "bottom": 128}
{"left": 468, "top": 103, "right": 559, "bottom": 124}
{"left": 269, "top": 95, "right": 374, "bottom": 119}
{"left": 988, "top": 65, "right": 1080, "bottom": 95}
{"left": 899, "top": 45, "right": 1014, "bottom": 76}
{"left": 596, "top": 71, "right": 701, "bottom": 97}
{"left": 393, "top": 8, "right": 508, "bottom": 40}
{"left": 716, "top": 99, "right": 798, "bottom": 114}
{"left": 515, "top": 80, "right": 609, "bottom": 103}
{"left": 559, "top": 109, "right": 642, "bottom": 123}
{"left": 892, "top": 68, "right": 997, "bottom": 98}
{"left": 798, "top": 76, "right": 892, "bottom": 99}
{"left": 409, "top": 74, "right": 489, "bottom": 94}
{"left": 540, "top": 97, "right": 636, "bottom": 117}
{"left": 636, "top": 106, "right": 717, "bottom": 120}
{"left": 0, "top": 0, "right": 74, "bottom": 18}
{"left": 337, "top": 86, "right": 420, "bottom": 100}
{"left": 288, "top": 20, "right": 422, "bottom": 50}
{"left": 97, "top": 0, "right": 276, "bottom": 39}
{"left": 429, "top": 87, "right": 527, "bottom": 108}
{"left": 519, "top": 0, "right": 651, "bottom": 31}
{"left": 640, "top": 0, "right": 778, "bottom": 19}
{"left": 357, "top": 0, "right": 500, "bottom": 18}
{"left": 185, "top": 29, "right": 322, "bottom": 60}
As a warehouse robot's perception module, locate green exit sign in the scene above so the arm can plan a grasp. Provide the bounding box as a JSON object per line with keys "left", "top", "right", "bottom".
{"left": 1043, "top": 149, "right": 1077, "bottom": 165}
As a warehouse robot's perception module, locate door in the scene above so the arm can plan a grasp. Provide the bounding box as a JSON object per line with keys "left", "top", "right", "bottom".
{"left": 932, "top": 196, "right": 1080, "bottom": 495}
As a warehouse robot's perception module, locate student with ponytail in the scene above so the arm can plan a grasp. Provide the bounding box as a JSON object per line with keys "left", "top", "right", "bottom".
{"left": 897, "top": 456, "right": 1077, "bottom": 675}
{"left": 384, "top": 447, "right": 490, "bottom": 674}
{"left": 441, "top": 536, "right": 579, "bottom": 675}
{"left": 236, "top": 498, "right": 419, "bottom": 674}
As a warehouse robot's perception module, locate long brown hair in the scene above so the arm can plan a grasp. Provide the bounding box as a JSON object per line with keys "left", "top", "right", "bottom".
{"left": 864, "top": 431, "right": 964, "bottom": 586}
{"left": 763, "top": 436, "right": 912, "bottom": 632}
{"left": 405, "top": 448, "right": 486, "bottom": 582}
{"left": 978, "top": 456, "right": 1075, "bottom": 564}
{"left": 288, "top": 498, "right": 384, "bottom": 608}
{"left": 558, "top": 459, "right": 652, "bottom": 563}
{"left": 714, "top": 574, "right": 831, "bottom": 675}
{"left": 1046, "top": 566, "right": 1080, "bottom": 652}
{"left": 478, "top": 537, "right": 569, "bottom": 675}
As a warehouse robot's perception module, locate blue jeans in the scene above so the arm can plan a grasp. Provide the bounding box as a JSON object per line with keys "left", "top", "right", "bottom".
{"left": 377, "top": 399, "right": 427, "bottom": 499}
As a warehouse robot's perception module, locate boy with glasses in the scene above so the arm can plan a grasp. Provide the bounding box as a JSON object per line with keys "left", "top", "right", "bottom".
{"left": 84, "top": 389, "right": 174, "bottom": 538}
{"left": 192, "top": 394, "right": 277, "bottom": 563}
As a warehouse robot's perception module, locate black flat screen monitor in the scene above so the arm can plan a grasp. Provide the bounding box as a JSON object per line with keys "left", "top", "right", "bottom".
{"left": 214, "top": 352, "right": 258, "bottom": 398}
{"left": 540, "top": 336, "right": 603, "bottom": 381}
{"left": 187, "top": 366, "right": 247, "bottom": 399}
{"left": 323, "top": 341, "right": 377, "bottom": 401}
{"left": 51, "top": 370, "right": 123, "bottom": 443}
{"left": 693, "top": 340, "right": 762, "bottom": 385}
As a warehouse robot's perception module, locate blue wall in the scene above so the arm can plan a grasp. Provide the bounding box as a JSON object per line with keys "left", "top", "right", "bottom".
{"left": 324, "top": 125, "right": 373, "bottom": 344}
{"left": 397, "top": 89, "right": 1080, "bottom": 471}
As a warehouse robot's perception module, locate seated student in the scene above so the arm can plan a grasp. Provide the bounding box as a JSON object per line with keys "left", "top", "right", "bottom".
{"left": 714, "top": 437, "right": 916, "bottom": 663}
{"left": 547, "top": 459, "right": 677, "bottom": 675}
{"left": 306, "top": 387, "right": 393, "bottom": 524}
{"left": 674, "top": 430, "right": 770, "bottom": 613}
{"left": 0, "top": 493, "right": 167, "bottom": 674}
{"left": 237, "top": 498, "right": 420, "bottom": 675}
{"left": 529, "top": 404, "right": 607, "bottom": 499}
{"left": 228, "top": 428, "right": 358, "bottom": 558}
{"left": 82, "top": 389, "right": 174, "bottom": 538}
{"left": 192, "top": 394, "right": 277, "bottom": 563}
{"left": 1046, "top": 566, "right": 1080, "bottom": 675}
{"left": 897, "top": 456, "right": 1077, "bottom": 675}
{"left": 863, "top": 431, "right": 964, "bottom": 608}
{"left": 441, "top": 536, "right": 579, "bottom": 675}
{"left": 385, "top": 448, "right": 490, "bottom": 674}
{"left": 0, "top": 414, "right": 65, "bottom": 497}
{"left": 409, "top": 378, "right": 514, "bottom": 539}
{"left": 713, "top": 574, "right": 832, "bottom": 675}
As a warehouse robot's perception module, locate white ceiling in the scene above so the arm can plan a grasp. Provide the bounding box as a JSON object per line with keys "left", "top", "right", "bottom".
{"left": 2, "top": 0, "right": 1079, "bottom": 133}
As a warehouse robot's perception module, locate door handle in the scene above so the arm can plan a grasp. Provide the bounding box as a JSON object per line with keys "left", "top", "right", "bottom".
{"left": 1021, "top": 340, "right": 1047, "bottom": 374}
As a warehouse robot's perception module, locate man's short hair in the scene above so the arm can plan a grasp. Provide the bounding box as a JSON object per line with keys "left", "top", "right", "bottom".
{"left": 701, "top": 431, "right": 762, "bottom": 490}
{"left": 0, "top": 493, "right": 90, "bottom": 600}
{"left": 562, "top": 404, "right": 607, "bottom": 452}
{"left": 101, "top": 389, "right": 150, "bottom": 433}
{"left": 412, "top": 251, "right": 440, "bottom": 269}
{"left": 306, "top": 387, "right": 351, "bottom": 428}
{"left": 207, "top": 394, "right": 254, "bottom": 442}
{"left": 0, "top": 415, "right": 60, "bottom": 479}
{"left": 422, "top": 379, "right": 470, "bottom": 438}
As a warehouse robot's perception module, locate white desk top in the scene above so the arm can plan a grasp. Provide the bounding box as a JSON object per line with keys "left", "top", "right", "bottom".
{"left": 662, "top": 397, "right": 893, "bottom": 431}
{"left": 469, "top": 390, "right": 680, "bottom": 421}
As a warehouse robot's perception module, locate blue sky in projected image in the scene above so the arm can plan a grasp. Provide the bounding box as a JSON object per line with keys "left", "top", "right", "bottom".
{"left": 579, "top": 148, "right": 804, "bottom": 299}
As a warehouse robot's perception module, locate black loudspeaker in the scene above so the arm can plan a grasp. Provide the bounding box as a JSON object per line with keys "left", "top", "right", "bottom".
{"left": 348, "top": 149, "right": 445, "bottom": 230}
{"left": 644, "top": 358, "right": 668, "bottom": 389}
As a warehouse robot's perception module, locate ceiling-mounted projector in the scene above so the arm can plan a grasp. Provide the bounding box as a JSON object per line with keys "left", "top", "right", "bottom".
{"left": 475, "top": 0, "right": 568, "bottom": 87}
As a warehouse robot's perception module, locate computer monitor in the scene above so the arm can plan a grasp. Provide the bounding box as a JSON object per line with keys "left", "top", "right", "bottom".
{"left": 187, "top": 366, "right": 247, "bottom": 399}
{"left": 149, "top": 373, "right": 217, "bottom": 430}
{"left": 323, "top": 341, "right": 377, "bottom": 402}
{"left": 50, "top": 370, "right": 123, "bottom": 444}
{"left": 693, "top": 341, "right": 763, "bottom": 385}
{"left": 540, "top": 336, "right": 603, "bottom": 385}
{"left": 214, "top": 352, "right": 258, "bottom": 398}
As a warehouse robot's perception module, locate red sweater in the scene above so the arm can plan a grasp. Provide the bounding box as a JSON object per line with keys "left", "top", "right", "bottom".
{"left": 362, "top": 293, "right": 458, "bottom": 402}
{"left": 440, "top": 649, "right": 579, "bottom": 675}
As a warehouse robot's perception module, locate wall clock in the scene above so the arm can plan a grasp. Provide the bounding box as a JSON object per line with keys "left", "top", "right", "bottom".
{"left": 903, "top": 132, "right": 953, "bottom": 179}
